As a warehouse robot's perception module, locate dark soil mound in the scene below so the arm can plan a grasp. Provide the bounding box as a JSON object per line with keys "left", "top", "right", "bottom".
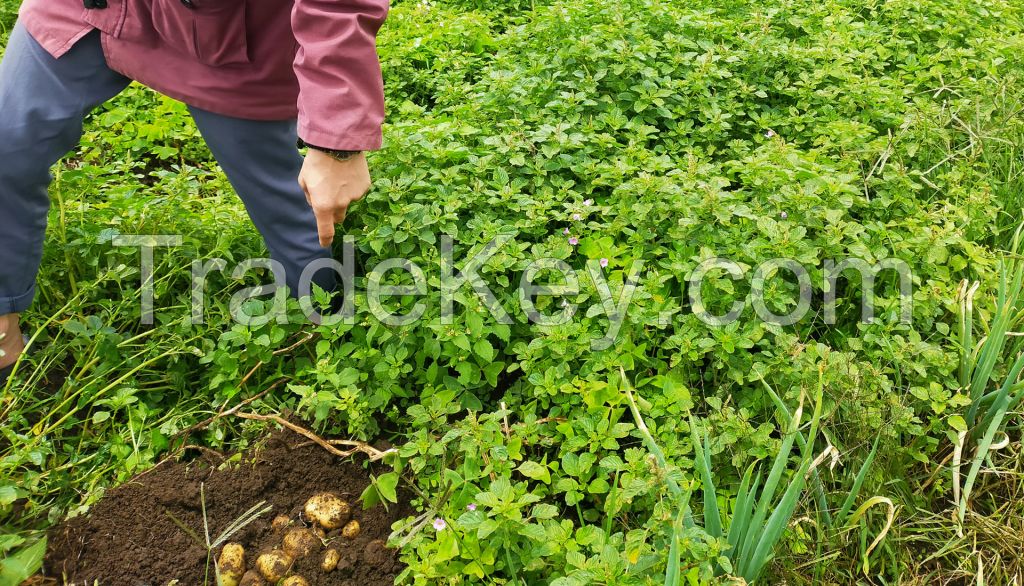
{"left": 45, "top": 434, "right": 410, "bottom": 585}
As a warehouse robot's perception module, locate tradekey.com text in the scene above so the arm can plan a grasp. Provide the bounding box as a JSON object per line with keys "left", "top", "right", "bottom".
{"left": 115, "top": 234, "right": 912, "bottom": 350}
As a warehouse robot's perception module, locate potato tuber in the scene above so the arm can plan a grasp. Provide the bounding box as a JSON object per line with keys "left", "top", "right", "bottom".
{"left": 216, "top": 543, "right": 245, "bottom": 586}
{"left": 271, "top": 515, "right": 291, "bottom": 531}
{"left": 282, "top": 527, "right": 320, "bottom": 559}
{"left": 342, "top": 519, "right": 361, "bottom": 539}
{"left": 255, "top": 549, "right": 293, "bottom": 583}
{"left": 280, "top": 577, "right": 309, "bottom": 586}
{"left": 321, "top": 548, "right": 341, "bottom": 572}
{"left": 303, "top": 493, "right": 351, "bottom": 529}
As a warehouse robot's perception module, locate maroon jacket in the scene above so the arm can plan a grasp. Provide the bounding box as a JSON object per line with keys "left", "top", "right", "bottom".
{"left": 19, "top": 0, "right": 389, "bottom": 151}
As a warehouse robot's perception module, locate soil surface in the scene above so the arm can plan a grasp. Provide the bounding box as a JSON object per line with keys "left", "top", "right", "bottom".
{"left": 44, "top": 433, "right": 410, "bottom": 585}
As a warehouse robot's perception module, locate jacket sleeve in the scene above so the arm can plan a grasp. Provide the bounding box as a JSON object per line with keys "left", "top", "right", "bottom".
{"left": 291, "top": 0, "right": 389, "bottom": 151}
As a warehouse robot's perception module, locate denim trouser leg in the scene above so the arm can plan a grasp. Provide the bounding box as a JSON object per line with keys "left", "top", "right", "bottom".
{"left": 187, "top": 107, "right": 335, "bottom": 296}
{"left": 0, "top": 24, "right": 130, "bottom": 314}
{"left": 0, "top": 23, "right": 334, "bottom": 313}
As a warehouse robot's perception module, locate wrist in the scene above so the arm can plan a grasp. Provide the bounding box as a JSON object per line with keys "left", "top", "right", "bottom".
{"left": 297, "top": 138, "right": 362, "bottom": 162}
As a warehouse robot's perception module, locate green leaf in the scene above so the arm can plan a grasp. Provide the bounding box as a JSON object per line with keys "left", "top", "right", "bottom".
{"left": 532, "top": 504, "right": 559, "bottom": 519}
{"left": 63, "top": 320, "right": 88, "bottom": 336}
{"left": 518, "top": 523, "right": 547, "bottom": 541}
{"left": 359, "top": 483, "right": 382, "bottom": 509}
{"left": 0, "top": 538, "right": 46, "bottom": 585}
{"left": 0, "top": 534, "right": 26, "bottom": 554}
{"left": 453, "top": 334, "right": 472, "bottom": 352}
{"left": 337, "top": 367, "right": 360, "bottom": 386}
{"left": 518, "top": 461, "right": 551, "bottom": 484}
{"left": 483, "top": 362, "right": 504, "bottom": 386}
{"left": 562, "top": 453, "right": 580, "bottom": 477}
{"left": 466, "top": 310, "right": 485, "bottom": 336}
{"left": 375, "top": 472, "right": 400, "bottom": 504}
{"left": 473, "top": 339, "right": 494, "bottom": 362}
{"left": 477, "top": 518, "right": 500, "bottom": 539}
{"left": 0, "top": 486, "right": 21, "bottom": 507}
{"left": 948, "top": 415, "right": 968, "bottom": 433}
{"left": 435, "top": 528, "right": 459, "bottom": 561}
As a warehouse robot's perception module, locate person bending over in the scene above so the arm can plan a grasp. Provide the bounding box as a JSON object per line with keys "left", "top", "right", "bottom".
{"left": 0, "top": 0, "right": 389, "bottom": 383}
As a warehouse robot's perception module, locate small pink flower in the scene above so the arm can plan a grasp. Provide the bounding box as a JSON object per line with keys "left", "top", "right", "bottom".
{"left": 780, "top": 211, "right": 788, "bottom": 219}
{"left": 572, "top": 213, "right": 582, "bottom": 221}
{"left": 765, "top": 129, "right": 776, "bottom": 138}
{"left": 563, "top": 227, "right": 570, "bottom": 235}
{"left": 433, "top": 518, "right": 447, "bottom": 531}
{"left": 583, "top": 199, "right": 593, "bottom": 206}
{"left": 568, "top": 236, "right": 579, "bottom": 246}
{"left": 600, "top": 258, "right": 609, "bottom": 268}
{"left": 561, "top": 299, "right": 569, "bottom": 308}
{"left": 466, "top": 503, "right": 477, "bottom": 511}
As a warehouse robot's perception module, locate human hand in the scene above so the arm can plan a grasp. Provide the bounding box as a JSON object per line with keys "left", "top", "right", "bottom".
{"left": 299, "top": 150, "right": 371, "bottom": 247}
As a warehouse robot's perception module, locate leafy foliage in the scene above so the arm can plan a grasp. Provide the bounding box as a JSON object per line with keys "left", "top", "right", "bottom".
{"left": 1, "top": 0, "right": 1024, "bottom": 583}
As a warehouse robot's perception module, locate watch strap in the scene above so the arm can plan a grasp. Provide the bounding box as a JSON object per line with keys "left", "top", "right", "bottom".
{"left": 297, "top": 138, "right": 362, "bottom": 161}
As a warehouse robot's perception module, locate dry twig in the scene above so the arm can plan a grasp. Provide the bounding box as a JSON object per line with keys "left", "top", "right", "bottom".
{"left": 233, "top": 411, "right": 396, "bottom": 462}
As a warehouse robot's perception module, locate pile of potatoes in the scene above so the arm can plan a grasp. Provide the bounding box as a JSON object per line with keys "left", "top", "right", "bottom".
{"left": 216, "top": 493, "right": 362, "bottom": 586}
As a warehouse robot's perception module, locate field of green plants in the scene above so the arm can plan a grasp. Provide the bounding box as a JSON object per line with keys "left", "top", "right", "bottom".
{"left": 3, "top": 0, "right": 1024, "bottom": 583}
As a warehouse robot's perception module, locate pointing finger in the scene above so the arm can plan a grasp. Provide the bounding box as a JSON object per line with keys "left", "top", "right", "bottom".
{"left": 314, "top": 208, "right": 336, "bottom": 248}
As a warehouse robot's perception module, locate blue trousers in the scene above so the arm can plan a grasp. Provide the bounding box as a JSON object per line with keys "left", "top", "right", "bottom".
{"left": 0, "top": 23, "right": 333, "bottom": 314}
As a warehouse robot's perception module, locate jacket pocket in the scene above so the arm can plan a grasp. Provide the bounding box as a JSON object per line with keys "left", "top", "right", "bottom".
{"left": 151, "top": 0, "right": 251, "bottom": 67}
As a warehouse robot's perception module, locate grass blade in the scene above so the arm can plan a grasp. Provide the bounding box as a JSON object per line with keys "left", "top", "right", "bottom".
{"left": 844, "top": 496, "right": 897, "bottom": 575}
{"left": 726, "top": 462, "right": 757, "bottom": 554}
{"left": 745, "top": 459, "right": 811, "bottom": 582}
{"left": 835, "top": 435, "right": 881, "bottom": 526}
{"left": 738, "top": 393, "right": 803, "bottom": 568}
{"left": 664, "top": 508, "right": 685, "bottom": 586}
{"left": 760, "top": 377, "right": 833, "bottom": 527}
{"left": 213, "top": 500, "right": 273, "bottom": 548}
{"left": 690, "top": 418, "right": 722, "bottom": 538}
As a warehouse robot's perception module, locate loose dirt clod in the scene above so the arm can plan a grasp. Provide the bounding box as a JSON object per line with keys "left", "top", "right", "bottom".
{"left": 44, "top": 433, "right": 409, "bottom": 585}
{"left": 364, "top": 539, "right": 392, "bottom": 567}
{"left": 239, "top": 570, "right": 266, "bottom": 586}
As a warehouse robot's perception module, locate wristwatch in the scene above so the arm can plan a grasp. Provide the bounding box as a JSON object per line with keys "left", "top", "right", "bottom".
{"left": 297, "top": 139, "right": 362, "bottom": 162}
